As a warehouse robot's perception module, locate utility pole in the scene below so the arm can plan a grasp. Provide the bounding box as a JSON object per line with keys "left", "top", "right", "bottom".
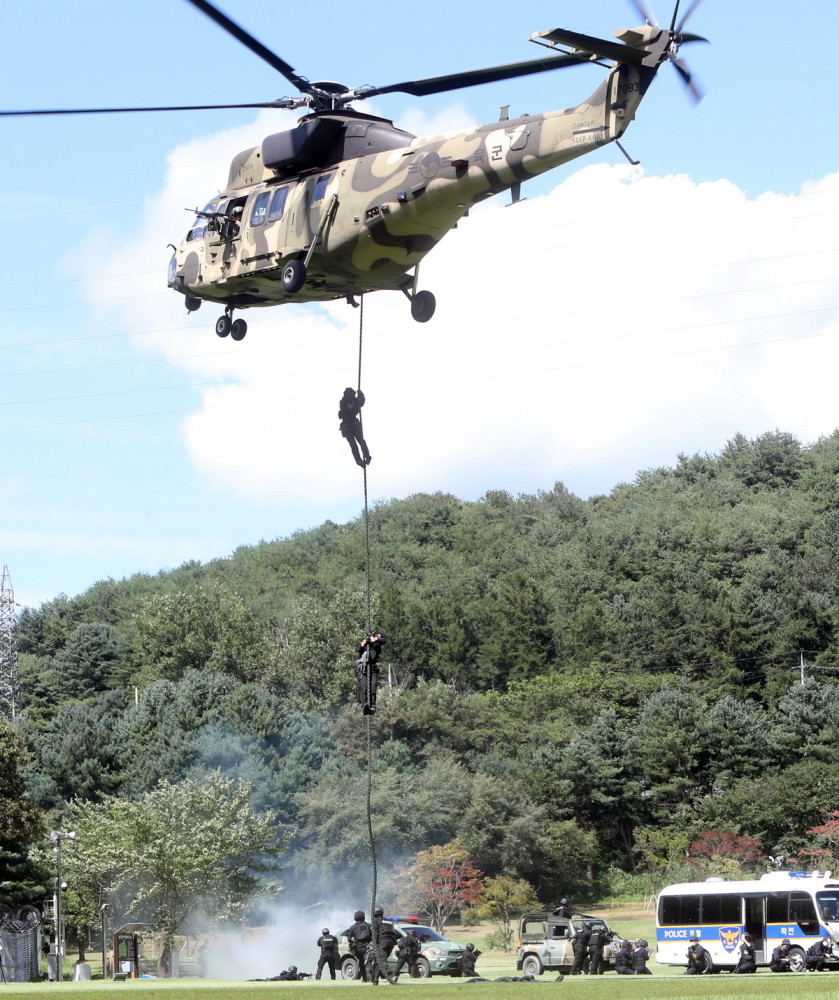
{"left": 0, "top": 565, "right": 19, "bottom": 720}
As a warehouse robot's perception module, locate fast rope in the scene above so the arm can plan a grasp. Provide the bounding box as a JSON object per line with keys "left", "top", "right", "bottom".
{"left": 355, "top": 295, "right": 389, "bottom": 983}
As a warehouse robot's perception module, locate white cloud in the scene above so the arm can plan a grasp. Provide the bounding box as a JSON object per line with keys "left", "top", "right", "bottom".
{"left": 83, "top": 117, "right": 839, "bottom": 505}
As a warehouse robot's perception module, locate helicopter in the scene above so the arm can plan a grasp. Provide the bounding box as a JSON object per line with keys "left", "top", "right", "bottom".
{"left": 1, "top": 0, "right": 706, "bottom": 342}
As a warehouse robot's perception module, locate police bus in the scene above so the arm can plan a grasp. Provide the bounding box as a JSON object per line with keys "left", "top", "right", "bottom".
{"left": 656, "top": 871, "right": 839, "bottom": 972}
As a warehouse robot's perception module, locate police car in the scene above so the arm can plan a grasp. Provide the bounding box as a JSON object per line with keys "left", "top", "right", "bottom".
{"left": 338, "top": 915, "right": 465, "bottom": 979}
{"left": 516, "top": 910, "right": 619, "bottom": 975}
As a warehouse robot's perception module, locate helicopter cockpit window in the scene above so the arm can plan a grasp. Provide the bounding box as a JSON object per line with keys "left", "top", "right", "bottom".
{"left": 267, "top": 186, "right": 289, "bottom": 223}
{"left": 187, "top": 199, "right": 219, "bottom": 241}
{"left": 249, "top": 191, "right": 270, "bottom": 227}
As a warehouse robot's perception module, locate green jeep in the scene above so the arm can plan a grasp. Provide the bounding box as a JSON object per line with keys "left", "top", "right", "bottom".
{"left": 339, "top": 919, "right": 465, "bottom": 979}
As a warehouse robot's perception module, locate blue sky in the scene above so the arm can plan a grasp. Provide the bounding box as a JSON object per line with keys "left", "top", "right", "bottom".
{"left": 1, "top": 0, "right": 837, "bottom": 608}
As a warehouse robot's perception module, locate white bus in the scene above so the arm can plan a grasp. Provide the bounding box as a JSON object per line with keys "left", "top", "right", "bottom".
{"left": 656, "top": 871, "right": 839, "bottom": 972}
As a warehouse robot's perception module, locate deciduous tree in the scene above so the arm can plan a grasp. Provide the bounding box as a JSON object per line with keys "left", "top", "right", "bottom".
{"left": 394, "top": 839, "right": 484, "bottom": 931}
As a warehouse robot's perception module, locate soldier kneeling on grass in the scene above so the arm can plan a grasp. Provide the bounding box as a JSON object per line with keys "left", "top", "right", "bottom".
{"left": 459, "top": 943, "right": 482, "bottom": 977}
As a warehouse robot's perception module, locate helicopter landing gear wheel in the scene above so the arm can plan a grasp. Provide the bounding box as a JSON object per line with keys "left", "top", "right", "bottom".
{"left": 282, "top": 259, "right": 307, "bottom": 293}
{"left": 410, "top": 289, "right": 436, "bottom": 323}
{"left": 230, "top": 318, "right": 247, "bottom": 341}
{"left": 215, "top": 314, "right": 231, "bottom": 338}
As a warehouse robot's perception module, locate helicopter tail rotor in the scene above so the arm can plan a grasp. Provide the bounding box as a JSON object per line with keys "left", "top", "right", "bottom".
{"left": 631, "top": 0, "right": 708, "bottom": 102}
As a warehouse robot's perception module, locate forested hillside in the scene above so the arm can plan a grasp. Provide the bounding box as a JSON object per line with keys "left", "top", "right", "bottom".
{"left": 7, "top": 428, "right": 839, "bottom": 906}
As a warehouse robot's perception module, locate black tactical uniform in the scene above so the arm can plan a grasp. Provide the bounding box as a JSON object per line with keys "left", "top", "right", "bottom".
{"left": 614, "top": 941, "right": 634, "bottom": 974}
{"left": 731, "top": 934, "right": 756, "bottom": 974}
{"left": 587, "top": 926, "right": 606, "bottom": 975}
{"left": 393, "top": 929, "right": 421, "bottom": 979}
{"left": 770, "top": 940, "right": 792, "bottom": 972}
{"left": 632, "top": 940, "right": 652, "bottom": 974}
{"left": 684, "top": 938, "right": 710, "bottom": 974}
{"left": 570, "top": 923, "right": 591, "bottom": 975}
{"left": 316, "top": 928, "right": 339, "bottom": 980}
{"left": 552, "top": 898, "right": 572, "bottom": 918}
{"left": 356, "top": 633, "right": 385, "bottom": 714}
{"left": 339, "top": 388, "right": 371, "bottom": 468}
{"left": 347, "top": 911, "right": 373, "bottom": 981}
{"left": 459, "top": 944, "right": 481, "bottom": 977}
{"left": 367, "top": 908, "right": 398, "bottom": 984}
{"left": 805, "top": 937, "right": 831, "bottom": 971}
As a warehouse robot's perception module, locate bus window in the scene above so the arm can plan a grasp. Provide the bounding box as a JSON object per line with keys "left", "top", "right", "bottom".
{"left": 267, "top": 186, "right": 289, "bottom": 223}
{"left": 790, "top": 892, "right": 818, "bottom": 934}
{"left": 249, "top": 191, "right": 270, "bottom": 227}
{"left": 702, "top": 894, "right": 741, "bottom": 924}
{"left": 817, "top": 892, "right": 839, "bottom": 921}
{"left": 767, "top": 892, "right": 789, "bottom": 923}
{"left": 660, "top": 895, "right": 700, "bottom": 925}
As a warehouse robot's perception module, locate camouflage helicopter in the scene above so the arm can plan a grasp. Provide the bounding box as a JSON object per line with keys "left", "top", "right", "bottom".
{"left": 1, "top": 0, "right": 705, "bottom": 342}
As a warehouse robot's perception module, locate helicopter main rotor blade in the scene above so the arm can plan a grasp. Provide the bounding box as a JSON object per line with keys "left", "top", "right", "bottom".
{"left": 0, "top": 101, "right": 293, "bottom": 117}
{"left": 184, "top": 0, "right": 313, "bottom": 96}
{"left": 356, "top": 51, "right": 593, "bottom": 101}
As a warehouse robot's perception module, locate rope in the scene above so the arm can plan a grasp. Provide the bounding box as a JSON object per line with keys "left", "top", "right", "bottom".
{"left": 354, "top": 295, "right": 389, "bottom": 984}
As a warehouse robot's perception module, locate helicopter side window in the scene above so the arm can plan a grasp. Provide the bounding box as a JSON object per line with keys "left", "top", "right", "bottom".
{"left": 249, "top": 191, "right": 270, "bottom": 227}
{"left": 267, "top": 186, "right": 290, "bottom": 223}
{"left": 308, "top": 173, "right": 334, "bottom": 208}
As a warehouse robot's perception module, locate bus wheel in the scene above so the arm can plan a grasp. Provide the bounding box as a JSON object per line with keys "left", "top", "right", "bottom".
{"left": 788, "top": 948, "right": 806, "bottom": 973}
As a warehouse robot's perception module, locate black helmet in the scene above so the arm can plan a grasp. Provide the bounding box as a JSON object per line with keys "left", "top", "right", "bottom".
{"left": 289, "top": 966, "right": 297, "bottom": 974}
{"left": 638, "top": 940, "right": 648, "bottom": 948}
{"left": 583, "top": 921, "right": 592, "bottom": 929}
{"left": 560, "top": 898, "right": 569, "bottom": 905}
{"left": 322, "top": 928, "right": 330, "bottom": 935}
{"left": 622, "top": 941, "right": 631, "bottom": 948}
{"left": 354, "top": 910, "right": 365, "bottom": 920}
{"left": 373, "top": 906, "right": 383, "bottom": 917}
{"left": 689, "top": 936, "right": 699, "bottom": 943}
{"left": 466, "top": 944, "right": 474, "bottom": 952}
{"left": 782, "top": 939, "right": 791, "bottom": 947}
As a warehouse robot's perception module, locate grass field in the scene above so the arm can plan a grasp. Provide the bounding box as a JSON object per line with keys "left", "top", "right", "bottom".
{"left": 6, "top": 905, "right": 838, "bottom": 1000}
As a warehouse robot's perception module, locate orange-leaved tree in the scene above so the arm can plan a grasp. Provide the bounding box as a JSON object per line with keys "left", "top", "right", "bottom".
{"left": 394, "top": 838, "right": 484, "bottom": 931}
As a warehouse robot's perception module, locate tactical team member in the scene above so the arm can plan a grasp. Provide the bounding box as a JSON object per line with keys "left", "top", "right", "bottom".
{"left": 552, "top": 898, "right": 572, "bottom": 918}
{"left": 731, "top": 932, "right": 756, "bottom": 974}
{"left": 569, "top": 921, "right": 591, "bottom": 975}
{"left": 587, "top": 923, "right": 608, "bottom": 975}
{"left": 805, "top": 936, "right": 832, "bottom": 971}
{"left": 632, "top": 939, "right": 652, "bottom": 975}
{"left": 347, "top": 910, "right": 373, "bottom": 981}
{"left": 393, "top": 928, "right": 422, "bottom": 979}
{"left": 316, "top": 928, "right": 339, "bottom": 981}
{"left": 614, "top": 940, "right": 634, "bottom": 974}
{"left": 367, "top": 906, "right": 398, "bottom": 985}
{"left": 770, "top": 939, "right": 792, "bottom": 972}
{"left": 338, "top": 388, "right": 371, "bottom": 468}
{"left": 459, "top": 943, "right": 481, "bottom": 977}
{"left": 277, "top": 966, "right": 308, "bottom": 981}
{"left": 684, "top": 936, "right": 710, "bottom": 974}
{"left": 355, "top": 632, "right": 386, "bottom": 714}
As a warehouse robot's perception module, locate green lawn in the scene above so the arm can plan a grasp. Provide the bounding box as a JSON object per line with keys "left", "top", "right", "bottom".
{"left": 3, "top": 972, "right": 839, "bottom": 1000}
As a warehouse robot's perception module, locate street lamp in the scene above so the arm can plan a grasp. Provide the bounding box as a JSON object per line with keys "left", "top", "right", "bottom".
{"left": 100, "top": 904, "right": 111, "bottom": 980}
{"left": 50, "top": 831, "right": 76, "bottom": 983}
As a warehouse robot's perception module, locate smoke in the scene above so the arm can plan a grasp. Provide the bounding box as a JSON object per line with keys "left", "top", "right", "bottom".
{"left": 202, "top": 898, "right": 360, "bottom": 980}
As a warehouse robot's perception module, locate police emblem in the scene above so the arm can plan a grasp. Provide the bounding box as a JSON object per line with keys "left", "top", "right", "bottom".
{"left": 719, "top": 927, "right": 742, "bottom": 953}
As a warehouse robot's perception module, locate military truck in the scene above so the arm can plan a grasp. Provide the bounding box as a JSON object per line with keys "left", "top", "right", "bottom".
{"left": 515, "top": 911, "right": 620, "bottom": 976}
